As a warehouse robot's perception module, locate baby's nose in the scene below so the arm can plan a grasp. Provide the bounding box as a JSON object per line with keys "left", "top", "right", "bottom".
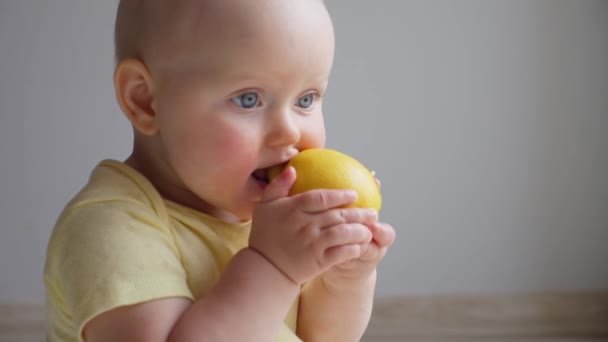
{"left": 265, "top": 109, "right": 301, "bottom": 147}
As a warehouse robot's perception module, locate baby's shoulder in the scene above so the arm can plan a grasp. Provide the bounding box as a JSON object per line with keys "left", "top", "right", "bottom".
{"left": 67, "top": 159, "right": 166, "bottom": 215}
{"left": 53, "top": 159, "right": 170, "bottom": 237}
{"left": 79, "top": 160, "right": 163, "bottom": 207}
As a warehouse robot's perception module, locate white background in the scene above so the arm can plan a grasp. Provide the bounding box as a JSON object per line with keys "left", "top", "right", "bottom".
{"left": 1, "top": 1, "right": 607, "bottom": 302}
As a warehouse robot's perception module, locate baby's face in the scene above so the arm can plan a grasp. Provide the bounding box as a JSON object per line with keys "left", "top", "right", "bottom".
{"left": 150, "top": 0, "right": 334, "bottom": 221}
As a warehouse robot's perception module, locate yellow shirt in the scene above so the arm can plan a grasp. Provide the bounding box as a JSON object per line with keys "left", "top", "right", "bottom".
{"left": 44, "top": 160, "right": 300, "bottom": 342}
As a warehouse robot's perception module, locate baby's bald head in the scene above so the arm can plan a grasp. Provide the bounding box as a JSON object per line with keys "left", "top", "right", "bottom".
{"left": 114, "top": 0, "right": 194, "bottom": 63}
{"left": 114, "top": 0, "right": 331, "bottom": 68}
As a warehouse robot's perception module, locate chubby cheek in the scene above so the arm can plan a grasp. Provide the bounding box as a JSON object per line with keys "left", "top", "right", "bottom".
{"left": 213, "top": 128, "right": 257, "bottom": 170}
{"left": 299, "top": 114, "right": 327, "bottom": 150}
{"left": 163, "top": 116, "right": 254, "bottom": 190}
{"left": 202, "top": 122, "right": 258, "bottom": 181}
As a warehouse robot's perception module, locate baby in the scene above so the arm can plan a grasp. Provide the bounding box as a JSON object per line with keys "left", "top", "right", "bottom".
{"left": 44, "top": 0, "right": 395, "bottom": 341}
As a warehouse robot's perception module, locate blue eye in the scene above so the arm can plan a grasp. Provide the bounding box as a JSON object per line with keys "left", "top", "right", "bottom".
{"left": 232, "top": 92, "right": 260, "bottom": 109}
{"left": 296, "top": 93, "right": 315, "bottom": 109}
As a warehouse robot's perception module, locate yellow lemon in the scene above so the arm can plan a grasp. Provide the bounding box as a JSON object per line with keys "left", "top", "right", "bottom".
{"left": 268, "top": 148, "right": 382, "bottom": 211}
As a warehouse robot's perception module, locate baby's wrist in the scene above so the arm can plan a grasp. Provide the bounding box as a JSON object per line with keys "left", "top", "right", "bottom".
{"left": 321, "top": 268, "right": 377, "bottom": 295}
{"left": 243, "top": 247, "right": 300, "bottom": 287}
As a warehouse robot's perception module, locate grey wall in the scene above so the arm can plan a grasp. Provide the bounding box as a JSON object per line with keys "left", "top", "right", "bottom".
{"left": 1, "top": 1, "right": 607, "bottom": 302}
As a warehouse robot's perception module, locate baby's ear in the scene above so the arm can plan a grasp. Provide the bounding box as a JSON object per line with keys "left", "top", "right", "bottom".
{"left": 114, "top": 59, "right": 158, "bottom": 136}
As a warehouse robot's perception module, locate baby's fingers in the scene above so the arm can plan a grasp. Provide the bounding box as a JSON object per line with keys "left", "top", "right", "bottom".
{"left": 318, "top": 207, "right": 378, "bottom": 229}
{"left": 261, "top": 166, "right": 296, "bottom": 202}
{"left": 323, "top": 244, "right": 363, "bottom": 267}
{"left": 296, "top": 189, "right": 358, "bottom": 213}
{"left": 371, "top": 222, "right": 396, "bottom": 247}
{"left": 321, "top": 223, "right": 372, "bottom": 247}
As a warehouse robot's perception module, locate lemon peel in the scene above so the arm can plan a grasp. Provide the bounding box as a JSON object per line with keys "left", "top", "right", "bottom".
{"left": 269, "top": 148, "right": 381, "bottom": 211}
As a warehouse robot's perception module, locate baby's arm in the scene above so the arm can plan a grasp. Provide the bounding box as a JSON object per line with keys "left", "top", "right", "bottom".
{"left": 85, "top": 247, "right": 298, "bottom": 342}
{"left": 297, "top": 269, "right": 376, "bottom": 342}
{"left": 85, "top": 167, "right": 374, "bottom": 342}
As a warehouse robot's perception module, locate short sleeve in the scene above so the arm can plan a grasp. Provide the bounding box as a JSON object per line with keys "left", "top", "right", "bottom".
{"left": 46, "top": 200, "right": 194, "bottom": 339}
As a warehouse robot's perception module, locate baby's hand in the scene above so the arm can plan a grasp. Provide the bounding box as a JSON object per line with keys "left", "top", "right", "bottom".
{"left": 322, "top": 220, "right": 395, "bottom": 289}
{"left": 249, "top": 166, "right": 378, "bottom": 285}
{"left": 321, "top": 177, "right": 395, "bottom": 289}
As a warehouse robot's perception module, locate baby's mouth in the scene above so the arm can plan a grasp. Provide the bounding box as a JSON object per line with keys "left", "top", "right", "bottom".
{"left": 252, "top": 162, "right": 288, "bottom": 184}
{"left": 252, "top": 168, "right": 270, "bottom": 184}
